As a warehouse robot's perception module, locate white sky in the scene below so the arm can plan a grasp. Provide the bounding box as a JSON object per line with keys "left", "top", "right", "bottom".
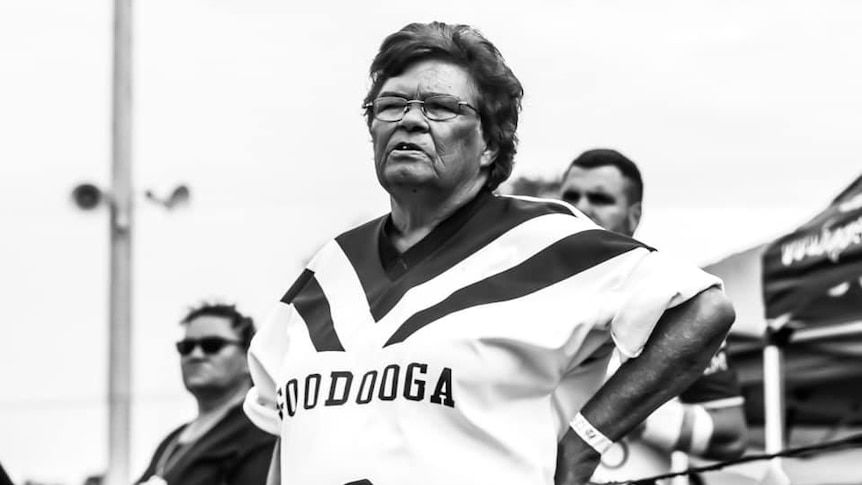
{"left": 1, "top": 1, "right": 861, "bottom": 483}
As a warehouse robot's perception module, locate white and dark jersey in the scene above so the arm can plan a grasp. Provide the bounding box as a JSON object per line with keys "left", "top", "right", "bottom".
{"left": 244, "top": 191, "right": 721, "bottom": 485}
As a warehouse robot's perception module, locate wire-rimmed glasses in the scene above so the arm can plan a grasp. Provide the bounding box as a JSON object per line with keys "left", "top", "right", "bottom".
{"left": 365, "top": 95, "right": 479, "bottom": 122}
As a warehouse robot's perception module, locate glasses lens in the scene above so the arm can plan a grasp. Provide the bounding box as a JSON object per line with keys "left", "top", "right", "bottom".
{"left": 198, "top": 337, "right": 229, "bottom": 354}
{"left": 373, "top": 97, "right": 408, "bottom": 121}
{"left": 423, "top": 96, "right": 460, "bottom": 121}
{"left": 176, "top": 340, "right": 194, "bottom": 355}
{"left": 176, "top": 338, "right": 239, "bottom": 356}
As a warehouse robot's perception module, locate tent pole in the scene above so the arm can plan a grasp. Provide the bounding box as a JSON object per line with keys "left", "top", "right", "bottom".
{"left": 763, "top": 323, "right": 791, "bottom": 474}
{"left": 763, "top": 341, "right": 785, "bottom": 451}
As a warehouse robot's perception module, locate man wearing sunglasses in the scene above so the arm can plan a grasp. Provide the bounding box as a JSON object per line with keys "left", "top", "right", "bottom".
{"left": 136, "top": 303, "right": 276, "bottom": 485}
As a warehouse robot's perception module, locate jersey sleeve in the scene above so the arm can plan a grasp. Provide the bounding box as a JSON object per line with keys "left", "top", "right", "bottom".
{"left": 679, "top": 341, "right": 745, "bottom": 408}
{"left": 244, "top": 302, "right": 293, "bottom": 436}
{"left": 608, "top": 249, "right": 723, "bottom": 359}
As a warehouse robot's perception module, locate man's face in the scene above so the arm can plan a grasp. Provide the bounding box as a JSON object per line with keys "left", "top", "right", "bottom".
{"left": 179, "top": 315, "right": 249, "bottom": 398}
{"left": 369, "top": 59, "right": 494, "bottom": 197}
{"left": 559, "top": 165, "right": 641, "bottom": 237}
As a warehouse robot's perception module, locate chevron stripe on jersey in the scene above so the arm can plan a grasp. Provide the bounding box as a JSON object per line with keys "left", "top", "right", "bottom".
{"left": 335, "top": 192, "right": 574, "bottom": 322}
{"left": 280, "top": 193, "right": 648, "bottom": 351}
{"left": 385, "top": 228, "right": 642, "bottom": 346}
{"left": 280, "top": 269, "right": 344, "bottom": 352}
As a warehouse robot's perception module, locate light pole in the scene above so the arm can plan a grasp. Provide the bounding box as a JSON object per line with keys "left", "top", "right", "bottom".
{"left": 72, "top": 177, "right": 191, "bottom": 485}
{"left": 73, "top": 3, "right": 191, "bottom": 482}
{"left": 106, "top": 0, "right": 133, "bottom": 483}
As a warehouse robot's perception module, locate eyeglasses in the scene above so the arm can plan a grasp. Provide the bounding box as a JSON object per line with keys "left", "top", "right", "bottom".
{"left": 364, "top": 95, "right": 479, "bottom": 122}
{"left": 175, "top": 337, "right": 244, "bottom": 356}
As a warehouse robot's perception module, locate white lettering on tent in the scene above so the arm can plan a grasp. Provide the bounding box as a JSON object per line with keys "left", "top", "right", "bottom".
{"left": 780, "top": 215, "right": 862, "bottom": 266}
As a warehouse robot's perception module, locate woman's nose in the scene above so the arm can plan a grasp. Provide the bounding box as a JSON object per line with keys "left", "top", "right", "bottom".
{"left": 398, "top": 102, "right": 430, "bottom": 129}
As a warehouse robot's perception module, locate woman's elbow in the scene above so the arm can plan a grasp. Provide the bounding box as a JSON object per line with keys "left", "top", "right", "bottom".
{"left": 699, "top": 287, "right": 737, "bottom": 335}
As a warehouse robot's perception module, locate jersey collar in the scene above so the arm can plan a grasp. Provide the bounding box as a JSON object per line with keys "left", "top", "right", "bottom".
{"left": 379, "top": 189, "right": 493, "bottom": 280}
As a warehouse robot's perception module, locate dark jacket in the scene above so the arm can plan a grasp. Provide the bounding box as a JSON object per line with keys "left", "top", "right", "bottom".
{"left": 135, "top": 403, "right": 276, "bottom": 485}
{"left": 0, "top": 461, "right": 13, "bottom": 485}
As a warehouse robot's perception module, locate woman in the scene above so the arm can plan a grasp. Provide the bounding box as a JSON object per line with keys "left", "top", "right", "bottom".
{"left": 244, "top": 21, "right": 734, "bottom": 485}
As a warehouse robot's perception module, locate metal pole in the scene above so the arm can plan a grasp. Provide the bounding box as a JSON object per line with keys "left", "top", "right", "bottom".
{"left": 763, "top": 324, "right": 788, "bottom": 476}
{"left": 106, "top": 0, "right": 133, "bottom": 484}
{"left": 762, "top": 343, "right": 785, "bottom": 451}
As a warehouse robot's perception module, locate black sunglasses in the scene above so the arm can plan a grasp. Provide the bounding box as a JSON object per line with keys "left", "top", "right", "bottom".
{"left": 175, "top": 337, "right": 244, "bottom": 356}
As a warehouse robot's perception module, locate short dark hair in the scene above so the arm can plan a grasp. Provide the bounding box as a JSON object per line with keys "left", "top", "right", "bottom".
{"left": 363, "top": 21, "right": 524, "bottom": 190}
{"left": 564, "top": 148, "right": 644, "bottom": 204}
{"left": 180, "top": 302, "right": 256, "bottom": 349}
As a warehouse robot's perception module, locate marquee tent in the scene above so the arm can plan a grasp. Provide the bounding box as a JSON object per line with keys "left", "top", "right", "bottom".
{"left": 705, "top": 174, "right": 862, "bottom": 440}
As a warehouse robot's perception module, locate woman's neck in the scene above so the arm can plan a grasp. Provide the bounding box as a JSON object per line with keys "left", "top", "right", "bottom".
{"left": 388, "top": 182, "right": 484, "bottom": 253}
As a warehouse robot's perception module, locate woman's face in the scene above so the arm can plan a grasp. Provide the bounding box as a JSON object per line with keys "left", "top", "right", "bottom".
{"left": 369, "top": 59, "right": 494, "bottom": 199}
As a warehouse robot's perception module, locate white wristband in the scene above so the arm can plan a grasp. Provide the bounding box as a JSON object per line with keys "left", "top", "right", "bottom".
{"left": 571, "top": 412, "right": 614, "bottom": 454}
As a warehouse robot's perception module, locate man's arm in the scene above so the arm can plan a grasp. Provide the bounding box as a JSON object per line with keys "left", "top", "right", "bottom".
{"left": 700, "top": 404, "right": 747, "bottom": 460}
{"left": 555, "top": 286, "right": 735, "bottom": 485}
{"left": 634, "top": 399, "right": 747, "bottom": 461}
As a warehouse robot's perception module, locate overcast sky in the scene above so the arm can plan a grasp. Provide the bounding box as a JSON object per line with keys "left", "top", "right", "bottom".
{"left": 1, "top": 1, "right": 860, "bottom": 483}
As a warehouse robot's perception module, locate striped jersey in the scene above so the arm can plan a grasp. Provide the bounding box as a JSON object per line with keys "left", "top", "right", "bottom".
{"left": 244, "top": 191, "right": 721, "bottom": 485}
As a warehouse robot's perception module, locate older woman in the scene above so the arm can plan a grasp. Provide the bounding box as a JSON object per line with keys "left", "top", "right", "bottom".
{"left": 244, "top": 22, "right": 735, "bottom": 485}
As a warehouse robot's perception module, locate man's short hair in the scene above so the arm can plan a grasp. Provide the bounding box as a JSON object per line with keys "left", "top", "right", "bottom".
{"left": 180, "top": 302, "right": 256, "bottom": 350}
{"left": 564, "top": 148, "right": 643, "bottom": 204}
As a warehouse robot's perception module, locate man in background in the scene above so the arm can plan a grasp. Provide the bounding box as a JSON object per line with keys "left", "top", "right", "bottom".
{"left": 136, "top": 303, "right": 276, "bottom": 485}
{"left": 558, "top": 148, "right": 748, "bottom": 484}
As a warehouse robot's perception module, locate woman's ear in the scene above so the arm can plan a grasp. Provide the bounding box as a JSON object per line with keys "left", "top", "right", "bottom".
{"left": 479, "top": 145, "right": 498, "bottom": 168}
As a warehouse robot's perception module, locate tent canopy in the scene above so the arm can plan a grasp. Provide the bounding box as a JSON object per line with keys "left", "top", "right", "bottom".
{"left": 762, "top": 173, "right": 862, "bottom": 326}
{"left": 705, "top": 173, "right": 862, "bottom": 427}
